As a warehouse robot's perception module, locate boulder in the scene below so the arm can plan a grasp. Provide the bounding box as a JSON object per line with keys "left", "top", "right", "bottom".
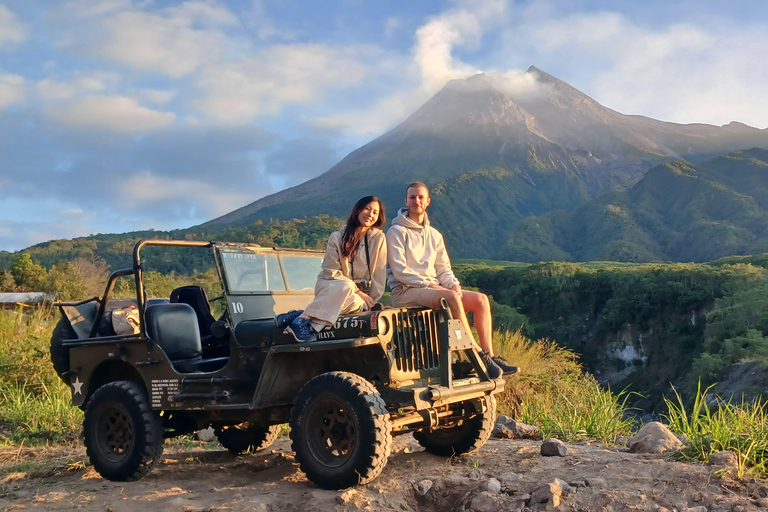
{"left": 628, "top": 422, "right": 683, "bottom": 454}
{"left": 708, "top": 450, "right": 738, "bottom": 468}
{"left": 196, "top": 427, "right": 215, "bottom": 442}
{"left": 493, "top": 415, "right": 540, "bottom": 439}
{"left": 541, "top": 438, "right": 568, "bottom": 457}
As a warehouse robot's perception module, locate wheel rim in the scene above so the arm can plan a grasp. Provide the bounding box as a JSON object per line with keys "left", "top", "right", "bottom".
{"left": 96, "top": 405, "right": 135, "bottom": 462}
{"left": 305, "top": 397, "right": 357, "bottom": 468}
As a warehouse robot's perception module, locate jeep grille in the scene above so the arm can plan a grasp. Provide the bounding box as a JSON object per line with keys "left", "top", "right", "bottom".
{"left": 392, "top": 309, "right": 440, "bottom": 373}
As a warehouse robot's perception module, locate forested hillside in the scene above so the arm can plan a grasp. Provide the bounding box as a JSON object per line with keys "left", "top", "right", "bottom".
{"left": 456, "top": 258, "right": 768, "bottom": 410}
{"left": 504, "top": 148, "right": 768, "bottom": 262}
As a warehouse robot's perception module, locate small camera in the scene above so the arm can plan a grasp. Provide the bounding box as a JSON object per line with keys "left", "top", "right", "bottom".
{"left": 353, "top": 278, "right": 371, "bottom": 294}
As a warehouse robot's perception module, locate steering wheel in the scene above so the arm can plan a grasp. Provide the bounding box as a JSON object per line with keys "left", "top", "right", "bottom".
{"left": 209, "top": 294, "right": 225, "bottom": 303}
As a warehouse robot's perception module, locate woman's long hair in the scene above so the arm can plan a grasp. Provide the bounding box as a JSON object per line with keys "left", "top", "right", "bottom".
{"left": 340, "top": 196, "right": 385, "bottom": 258}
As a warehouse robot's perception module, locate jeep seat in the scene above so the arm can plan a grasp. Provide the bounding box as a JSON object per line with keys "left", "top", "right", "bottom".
{"left": 145, "top": 303, "right": 228, "bottom": 373}
{"left": 170, "top": 286, "right": 213, "bottom": 331}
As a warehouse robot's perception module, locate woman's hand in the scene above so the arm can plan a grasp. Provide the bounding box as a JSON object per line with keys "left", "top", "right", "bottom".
{"left": 356, "top": 290, "right": 376, "bottom": 309}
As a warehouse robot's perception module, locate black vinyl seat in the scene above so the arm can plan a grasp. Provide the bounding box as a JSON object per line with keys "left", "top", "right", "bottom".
{"left": 145, "top": 303, "right": 228, "bottom": 373}
{"left": 170, "top": 286, "right": 218, "bottom": 338}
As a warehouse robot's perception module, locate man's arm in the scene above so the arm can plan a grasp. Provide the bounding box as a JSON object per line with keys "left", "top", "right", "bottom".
{"left": 434, "top": 231, "right": 460, "bottom": 289}
{"left": 386, "top": 226, "right": 430, "bottom": 287}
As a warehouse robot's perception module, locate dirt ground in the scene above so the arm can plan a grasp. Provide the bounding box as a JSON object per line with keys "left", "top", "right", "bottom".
{"left": 1, "top": 435, "right": 767, "bottom": 512}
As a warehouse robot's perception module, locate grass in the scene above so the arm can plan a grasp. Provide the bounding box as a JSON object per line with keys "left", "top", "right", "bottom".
{"left": 0, "top": 306, "right": 83, "bottom": 446}
{"left": 492, "top": 329, "right": 636, "bottom": 443}
{"left": 665, "top": 381, "right": 768, "bottom": 479}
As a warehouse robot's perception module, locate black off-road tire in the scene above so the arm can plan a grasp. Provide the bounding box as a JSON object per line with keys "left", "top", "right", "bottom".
{"left": 50, "top": 316, "right": 76, "bottom": 380}
{"left": 214, "top": 423, "right": 282, "bottom": 454}
{"left": 289, "top": 371, "right": 392, "bottom": 489}
{"left": 413, "top": 394, "right": 496, "bottom": 456}
{"left": 83, "top": 381, "right": 165, "bottom": 481}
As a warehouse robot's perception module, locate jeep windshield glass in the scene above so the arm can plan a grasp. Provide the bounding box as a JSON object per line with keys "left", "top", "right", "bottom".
{"left": 220, "top": 252, "right": 285, "bottom": 293}
{"left": 281, "top": 255, "right": 322, "bottom": 291}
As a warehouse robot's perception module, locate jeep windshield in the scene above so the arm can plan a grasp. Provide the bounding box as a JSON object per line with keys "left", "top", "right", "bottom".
{"left": 219, "top": 250, "right": 322, "bottom": 293}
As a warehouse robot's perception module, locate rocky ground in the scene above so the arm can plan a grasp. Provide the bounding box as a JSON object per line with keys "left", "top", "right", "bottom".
{"left": 1, "top": 430, "right": 767, "bottom": 512}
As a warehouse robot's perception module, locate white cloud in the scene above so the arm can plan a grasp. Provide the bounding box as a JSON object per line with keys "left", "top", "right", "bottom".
{"left": 140, "top": 88, "right": 175, "bottom": 104}
{"left": 195, "top": 44, "right": 370, "bottom": 122}
{"left": 0, "top": 5, "right": 27, "bottom": 49}
{"left": 45, "top": 95, "right": 175, "bottom": 133}
{"left": 514, "top": 10, "right": 768, "bottom": 127}
{"left": 0, "top": 72, "right": 24, "bottom": 109}
{"left": 37, "top": 73, "right": 115, "bottom": 100}
{"left": 117, "top": 172, "right": 251, "bottom": 218}
{"left": 56, "top": 0, "right": 238, "bottom": 78}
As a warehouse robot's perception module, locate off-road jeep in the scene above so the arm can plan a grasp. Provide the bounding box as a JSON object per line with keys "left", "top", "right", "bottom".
{"left": 51, "top": 239, "right": 505, "bottom": 489}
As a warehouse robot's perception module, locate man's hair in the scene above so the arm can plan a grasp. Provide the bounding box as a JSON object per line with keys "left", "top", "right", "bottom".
{"left": 405, "top": 181, "right": 429, "bottom": 197}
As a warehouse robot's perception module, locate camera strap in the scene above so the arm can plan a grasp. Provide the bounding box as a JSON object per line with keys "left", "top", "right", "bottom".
{"left": 350, "top": 231, "right": 371, "bottom": 282}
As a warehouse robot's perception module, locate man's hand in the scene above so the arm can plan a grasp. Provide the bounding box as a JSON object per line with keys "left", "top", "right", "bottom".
{"left": 356, "top": 290, "right": 376, "bottom": 309}
{"left": 427, "top": 282, "right": 449, "bottom": 291}
{"left": 451, "top": 284, "right": 463, "bottom": 297}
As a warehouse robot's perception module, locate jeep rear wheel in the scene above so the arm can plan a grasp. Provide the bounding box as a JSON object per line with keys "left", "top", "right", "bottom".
{"left": 84, "top": 381, "right": 164, "bottom": 481}
{"left": 414, "top": 395, "right": 496, "bottom": 456}
{"left": 214, "top": 423, "right": 281, "bottom": 454}
{"left": 289, "top": 372, "right": 392, "bottom": 489}
{"left": 50, "top": 317, "right": 76, "bottom": 380}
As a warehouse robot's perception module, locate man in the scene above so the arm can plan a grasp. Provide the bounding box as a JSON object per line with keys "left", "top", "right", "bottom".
{"left": 386, "top": 182, "right": 519, "bottom": 379}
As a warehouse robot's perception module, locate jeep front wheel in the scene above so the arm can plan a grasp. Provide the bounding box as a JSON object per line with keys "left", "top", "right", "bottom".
{"left": 414, "top": 395, "right": 496, "bottom": 456}
{"left": 214, "top": 423, "right": 281, "bottom": 454}
{"left": 289, "top": 372, "right": 392, "bottom": 489}
{"left": 83, "top": 381, "right": 164, "bottom": 481}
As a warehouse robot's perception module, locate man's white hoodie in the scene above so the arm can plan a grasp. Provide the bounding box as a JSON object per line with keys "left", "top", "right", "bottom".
{"left": 386, "top": 207, "right": 460, "bottom": 290}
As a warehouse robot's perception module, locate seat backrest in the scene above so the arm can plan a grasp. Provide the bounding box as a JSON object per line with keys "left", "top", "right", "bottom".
{"left": 170, "top": 286, "right": 217, "bottom": 337}
{"left": 145, "top": 303, "right": 202, "bottom": 361}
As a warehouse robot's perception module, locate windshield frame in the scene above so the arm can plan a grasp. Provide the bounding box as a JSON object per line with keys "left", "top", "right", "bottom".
{"left": 214, "top": 244, "right": 323, "bottom": 295}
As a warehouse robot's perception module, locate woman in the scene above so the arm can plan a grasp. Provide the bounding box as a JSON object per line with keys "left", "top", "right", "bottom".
{"left": 278, "top": 196, "right": 387, "bottom": 342}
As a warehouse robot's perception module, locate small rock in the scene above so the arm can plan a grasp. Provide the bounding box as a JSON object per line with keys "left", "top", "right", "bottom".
{"left": 541, "top": 438, "right": 568, "bottom": 457}
{"left": 756, "top": 497, "right": 768, "bottom": 508}
{"left": 403, "top": 446, "right": 411, "bottom": 454}
{"left": 628, "top": 422, "right": 683, "bottom": 454}
{"left": 569, "top": 480, "right": 587, "bottom": 488}
{"left": 337, "top": 490, "right": 356, "bottom": 505}
{"left": 499, "top": 472, "right": 523, "bottom": 484}
{"left": 585, "top": 477, "right": 607, "bottom": 489}
{"left": 466, "top": 468, "right": 487, "bottom": 479}
{"left": 413, "top": 479, "right": 433, "bottom": 496}
{"left": 469, "top": 491, "right": 500, "bottom": 512}
{"left": 197, "top": 427, "right": 216, "bottom": 442}
{"left": 481, "top": 478, "right": 501, "bottom": 494}
{"left": 510, "top": 419, "right": 541, "bottom": 439}
{"left": 528, "top": 481, "right": 563, "bottom": 507}
{"left": 615, "top": 435, "right": 628, "bottom": 447}
{"left": 708, "top": 450, "right": 738, "bottom": 468}
{"left": 492, "top": 423, "right": 514, "bottom": 439}
{"left": 681, "top": 507, "right": 707, "bottom": 512}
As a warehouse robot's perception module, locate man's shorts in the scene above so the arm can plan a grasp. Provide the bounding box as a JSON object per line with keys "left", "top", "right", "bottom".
{"left": 390, "top": 285, "right": 441, "bottom": 309}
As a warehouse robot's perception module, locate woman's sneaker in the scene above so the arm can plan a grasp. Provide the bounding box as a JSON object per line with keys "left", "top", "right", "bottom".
{"left": 275, "top": 310, "right": 303, "bottom": 328}
{"left": 284, "top": 317, "right": 317, "bottom": 343}
{"left": 492, "top": 355, "right": 520, "bottom": 375}
{"left": 478, "top": 351, "right": 503, "bottom": 379}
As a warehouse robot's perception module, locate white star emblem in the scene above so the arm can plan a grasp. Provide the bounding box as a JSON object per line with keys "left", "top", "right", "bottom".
{"left": 72, "top": 377, "right": 83, "bottom": 396}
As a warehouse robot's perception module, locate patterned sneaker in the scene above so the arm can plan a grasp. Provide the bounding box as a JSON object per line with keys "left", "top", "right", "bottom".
{"left": 275, "top": 309, "right": 303, "bottom": 328}
{"left": 478, "top": 351, "right": 502, "bottom": 379}
{"left": 492, "top": 355, "right": 520, "bottom": 375}
{"left": 284, "top": 317, "right": 317, "bottom": 342}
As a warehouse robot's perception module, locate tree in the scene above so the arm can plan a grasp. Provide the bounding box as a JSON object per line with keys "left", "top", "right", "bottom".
{"left": 46, "top": 261, "right": 87, "bottom": 301}
{"left": 10, "top": 254, "right": 47, "bottom": 291}
{"left": 71, "top": 256, "right": 111, "bottom": 297}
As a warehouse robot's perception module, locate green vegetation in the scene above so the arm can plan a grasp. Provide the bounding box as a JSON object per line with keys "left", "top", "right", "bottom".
{"left": 665, "top": 383, "right": 768, "bottom": 479}
{"left": 456, "top": 259, "right": 768, "bottom": 408}
{"left": 0, "top": 307, "right": 82, "bottom": 445}
{"left": 493, "top": 330, "right": 635, "bottom": 443}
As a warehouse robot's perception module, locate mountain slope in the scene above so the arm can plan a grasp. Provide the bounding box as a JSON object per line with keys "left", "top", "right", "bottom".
{"left": 503, "top": 149, "right": 768, "bottom": 262}
{"left": 203, "top": 67, "right": 768, "bottom": 258}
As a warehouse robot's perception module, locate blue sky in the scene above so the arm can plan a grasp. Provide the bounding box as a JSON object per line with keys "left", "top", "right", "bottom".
{"left": 1, "top": 0, "right": 767, "bottom": 252}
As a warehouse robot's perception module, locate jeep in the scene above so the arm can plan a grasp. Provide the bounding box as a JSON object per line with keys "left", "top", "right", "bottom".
{"left": 51, "top": 239, "right": 505, "bottom": 489}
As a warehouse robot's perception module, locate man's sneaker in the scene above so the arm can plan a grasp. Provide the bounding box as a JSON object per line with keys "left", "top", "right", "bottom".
{"left": 275, "top": 310, "right": 303, "bottom": 328}
{"left": 492, "top": 355, "right": 520, "bottom": 375}
{"left": 478, "top": 351, "right": 502, "bottom": 379}
{"left": 284, "top": 317, "right": 317, "bottom": 343}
